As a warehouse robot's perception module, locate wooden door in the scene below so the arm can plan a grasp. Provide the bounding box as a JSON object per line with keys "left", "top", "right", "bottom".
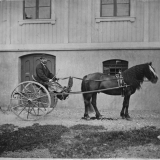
{"left": 21, "top": 54, "right": 56, "bottom": 82}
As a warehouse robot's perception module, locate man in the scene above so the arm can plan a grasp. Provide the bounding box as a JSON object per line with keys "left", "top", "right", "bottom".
{"left": 36, "top": 55, "right": 58, "bottom": 90}
{"left": 35, "top": 55, "right": 71, "bottom": 100}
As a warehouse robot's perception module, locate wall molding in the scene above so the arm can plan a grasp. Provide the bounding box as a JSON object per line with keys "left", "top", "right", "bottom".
{"left": 1, "top": 42, "right": 160, "bottom": 51}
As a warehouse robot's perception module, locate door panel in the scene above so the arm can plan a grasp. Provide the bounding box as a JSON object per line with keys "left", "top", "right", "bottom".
{"left": 21, "top": 54, "right": 56, "bottom": 82}
{"left": 21, "top": 56, "right": 33, "bottom": 81}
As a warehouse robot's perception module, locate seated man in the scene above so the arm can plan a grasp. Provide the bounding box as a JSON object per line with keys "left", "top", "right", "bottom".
{"left": 36, "top": 55, "right": 58, "bottom": 90}
{"left": 35, "top": 55, "right": 71, "bottom": 100}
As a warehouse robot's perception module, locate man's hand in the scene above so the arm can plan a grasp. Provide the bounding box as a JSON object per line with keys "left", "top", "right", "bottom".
{"left": 49, "top": 79, "right": 53, "bottom": 82}
{"left": 52, "top": 77, "right": 59, "bottom": 81}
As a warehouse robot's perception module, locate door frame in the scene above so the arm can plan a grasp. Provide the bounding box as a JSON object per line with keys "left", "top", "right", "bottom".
{"left": 19, "top": 53, "right": 56, "bottom": 83}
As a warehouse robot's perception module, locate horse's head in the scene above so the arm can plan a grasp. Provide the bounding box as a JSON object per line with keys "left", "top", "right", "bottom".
{"left": 145, "top": 62, "right": 158, "bottom": 83}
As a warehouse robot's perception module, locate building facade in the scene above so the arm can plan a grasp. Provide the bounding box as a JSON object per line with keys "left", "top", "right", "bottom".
{"left": 0, "top": 0, "right": 160, "bottom": 112}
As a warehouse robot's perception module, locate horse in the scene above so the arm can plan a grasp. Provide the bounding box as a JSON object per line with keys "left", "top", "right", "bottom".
{"left": 81, "top": 62, "right": 158, "bottom": 120}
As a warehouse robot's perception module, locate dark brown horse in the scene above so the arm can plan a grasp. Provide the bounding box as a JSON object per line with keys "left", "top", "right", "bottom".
{"left": 81, "top": 62, "right": 158, "bottom": 120}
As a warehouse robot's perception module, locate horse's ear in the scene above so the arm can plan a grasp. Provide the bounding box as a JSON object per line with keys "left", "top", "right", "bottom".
{"left": 148, "top": 62, "right": 152, "bottom": 66}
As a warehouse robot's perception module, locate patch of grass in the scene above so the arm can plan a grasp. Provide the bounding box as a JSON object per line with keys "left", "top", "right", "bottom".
{"left": 1, "top": 124, "right": 160, "bottom": 158}
{"left": 1, "top": 148, "right": 52, "bottom": 158}
{"left": 0, "top": 123, "right": 69, "bottom": 155}
{"left": 68, "top": 126, "right": 160, "bottom": 158}
{"left": 70, "top": 124, "right": 105, "bottom": 131}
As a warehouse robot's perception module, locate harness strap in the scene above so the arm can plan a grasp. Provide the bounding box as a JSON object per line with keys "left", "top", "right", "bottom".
{"left": 54, "top": 85, "right": 130, "bottom": 95}
{"left": 115, "top": 72, "right": 128, "bottom": 97}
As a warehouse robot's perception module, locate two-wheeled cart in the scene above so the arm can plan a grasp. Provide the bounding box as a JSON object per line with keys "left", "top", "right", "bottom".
{"left": 10, "top": 80, "right": 64, "bottom": 121}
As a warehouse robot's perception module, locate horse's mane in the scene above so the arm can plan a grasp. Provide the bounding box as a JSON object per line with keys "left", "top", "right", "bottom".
{"left": 122, "top": 63, "right": 149, "bottom": 90}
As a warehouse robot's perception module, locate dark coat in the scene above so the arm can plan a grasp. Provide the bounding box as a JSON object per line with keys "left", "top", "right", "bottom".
{"left": 36, "top": 63, "right": 54, "bottom": 83}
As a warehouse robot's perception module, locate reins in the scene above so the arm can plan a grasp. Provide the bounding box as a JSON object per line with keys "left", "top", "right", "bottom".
{"left": 59, "top": 76, "right": 121, "bottom": 82}
{"left": 58, "top": 76, "right": 149, "bottom": 82}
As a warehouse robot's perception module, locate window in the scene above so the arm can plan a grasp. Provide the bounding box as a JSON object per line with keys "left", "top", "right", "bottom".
{"left": 24, "top": 0, "right": 51, "bottom": 19}
{"left": 101, "top": 0, "right": 130, "bottom": 17}
{"left": 103, "top": 59, "right": 128, "bottom": 75}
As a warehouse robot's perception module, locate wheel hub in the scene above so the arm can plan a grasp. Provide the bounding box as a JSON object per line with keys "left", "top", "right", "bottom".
{"left": 28, "top": 98, "right": 33, "bottom": 104}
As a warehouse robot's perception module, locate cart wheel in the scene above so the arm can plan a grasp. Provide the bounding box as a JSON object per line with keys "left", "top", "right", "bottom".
{"left": 46, "top": 92, "right": 58, "bottom": 114}
{"left": 10, "top": 81, "right": 51, "bottom": 121}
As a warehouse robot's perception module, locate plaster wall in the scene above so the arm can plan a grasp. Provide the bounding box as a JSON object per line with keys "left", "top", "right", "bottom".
{"left": 0, "top": 51, "right": 159, "bottom": 114}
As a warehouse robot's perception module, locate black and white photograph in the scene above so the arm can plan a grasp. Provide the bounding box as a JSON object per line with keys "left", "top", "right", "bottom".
{"left": 0, "top": 0, "right": 160, "bottom": 158}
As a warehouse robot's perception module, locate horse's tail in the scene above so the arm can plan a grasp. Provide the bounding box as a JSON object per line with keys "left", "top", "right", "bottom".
{"left": 81, "top": 75, "right": 94, "bottom": 113}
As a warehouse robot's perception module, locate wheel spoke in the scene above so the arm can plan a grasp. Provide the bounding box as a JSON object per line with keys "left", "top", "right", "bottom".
{"left": 36, "top": 87, "right": 42, "bottom": 93}
{"left": 29, "top": 104, "right": 37, "bottom": 116}
{"left": 10, "top": 98, "right": 28, "bottom": 102}
{"left": 32, "top": 94, "right": 48, "bottom": 101}
{"left": 14, "top": 91, "right": 28, "bottom": 100}
{"left": 12, "top": 102, "right": 28, "bottom": 109}
{"left": 27, "top": 106, "right": 31, "bottom": 119}
{"left": 34, "top": 98, "right": 49, "bottom": 106}
{"left": 32, "top": 102, "right": 46, "bottom": 114}
{"left": 31, "top": 83, "right": 37, "bottom": 92}
{"left": 40, "top": 103, "right": 47, "bottom": 111}
{"left": 23, "top": 84, "right": 31, "bottom": 93}
{"left": 30, "top": 84, "right": 39, "bottom": 97}
{"left": 17, "top": 105, "right": 28, "bottom": 116}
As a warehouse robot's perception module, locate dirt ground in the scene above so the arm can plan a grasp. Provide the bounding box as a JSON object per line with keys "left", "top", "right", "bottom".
{"left": 1, "top": 105, "right": 160, "bottom": 130}
{"left": 1, "top": 105, "right": 160, "bottom": 158}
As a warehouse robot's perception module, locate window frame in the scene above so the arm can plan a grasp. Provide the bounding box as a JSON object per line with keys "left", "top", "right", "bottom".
{"left": 23, "top": 0, "right": 51, "bottom": 20}
{"left": 103, "top": 59, "right": 128, "bottom": 75}
{"left": 100, "top": 0, "right": 130, "bottom": 17}
{"left": 96, "top": 0, "right": 135, "bottom": 23}
{"left": 19, "top": 0, "right": 56, "bottom": 26}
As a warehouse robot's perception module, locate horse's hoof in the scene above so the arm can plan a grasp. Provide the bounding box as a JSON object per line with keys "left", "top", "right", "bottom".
{"left": 120, "top": 113, "right": 125, "bottom": 119}
{"left": 82, "top": 115, "right": 90, "bottom": 120}
{"left": 121, "top": 116, "right": 125, "bottom": 119}
{"left": 125, "top": 115, "right": 132, "bottom": 121}
{"left": 126, "top": 117, "right": 132, "bottom": 121}
{"left": 96, "top": 115, "right": 103, "bottom": 120}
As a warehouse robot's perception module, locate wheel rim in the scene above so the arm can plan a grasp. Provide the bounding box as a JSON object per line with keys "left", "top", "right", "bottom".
{"left": 10, "top": 81, "right": 51, "bottom": 121}
{"left": 47, "top": 92, "right": 58, "bottom": 114}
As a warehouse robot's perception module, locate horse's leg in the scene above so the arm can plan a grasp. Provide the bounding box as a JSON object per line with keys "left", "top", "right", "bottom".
{"left": 121, "top": 95, "right": 131, "bottom": 120}
{"left": 120, "top": 103, "right": 125, "bottom": 119}
{"left": 91, "top": 93, "right": 102, "bottom": 119}
{"left": 121, "top": 87, "right": 135, "bottom": 120}
{"left": 124, "top": 95, "right": 131, "bottom": 120}
{"left": 83, "top": 94, "right": 92, "bottom": 119}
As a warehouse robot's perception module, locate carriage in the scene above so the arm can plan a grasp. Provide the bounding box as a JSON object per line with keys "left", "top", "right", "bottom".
{"left": 10, "top": 62, "right": 158, "bottom": 121}
{"left": 10, "top": 76, "right": 73, "bottom": 121}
